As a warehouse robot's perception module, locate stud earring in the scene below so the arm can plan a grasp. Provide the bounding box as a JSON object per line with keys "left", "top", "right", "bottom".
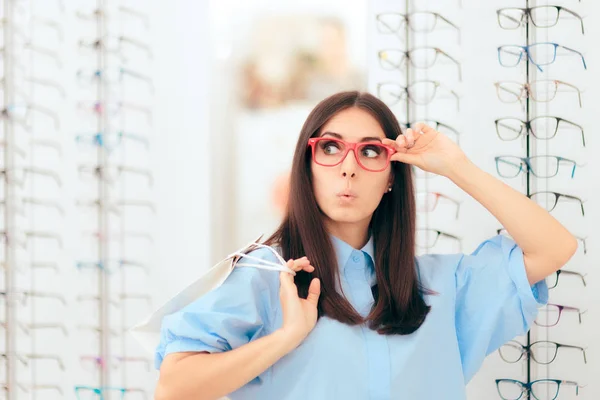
{"left": 387, "top": 187, "right": 392, "bottom": 192}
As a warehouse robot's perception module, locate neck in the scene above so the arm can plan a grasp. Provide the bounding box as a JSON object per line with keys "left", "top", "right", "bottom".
{"left": 325, "top": 218, "right": 371, "bottom": 250}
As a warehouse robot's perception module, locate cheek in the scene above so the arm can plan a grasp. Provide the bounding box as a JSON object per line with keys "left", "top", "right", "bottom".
{"left": 311, "top": 163, "right": 330, "bottom": 201}
{"left": 361, "top": 174, "right": 390, "bottom": 207}
{"left": 364, "top": 169, "right": 392, "bottom": 194}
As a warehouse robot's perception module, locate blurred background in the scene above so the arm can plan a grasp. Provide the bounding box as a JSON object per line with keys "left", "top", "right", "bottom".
{"left": 0, "top": 0, "right": 597, "bottom": 399}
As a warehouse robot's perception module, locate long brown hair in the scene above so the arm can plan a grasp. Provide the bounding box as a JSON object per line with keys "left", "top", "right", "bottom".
{"left": 264, "top": 91, "right": 430, "bottom": 335}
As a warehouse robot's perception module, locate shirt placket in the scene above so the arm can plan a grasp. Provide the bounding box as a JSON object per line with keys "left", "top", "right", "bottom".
{"left": 343, "top": 250, "right": 391, "bottom": 400}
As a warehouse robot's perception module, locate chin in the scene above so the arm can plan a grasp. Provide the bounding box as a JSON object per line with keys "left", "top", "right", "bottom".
{"left": 323, "top": 207, "right": 371, "bottom": 225}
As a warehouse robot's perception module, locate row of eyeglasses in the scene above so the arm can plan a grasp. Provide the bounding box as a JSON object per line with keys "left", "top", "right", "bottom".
{"left": 492, "top": 4, "right": 588, "bottom": 400}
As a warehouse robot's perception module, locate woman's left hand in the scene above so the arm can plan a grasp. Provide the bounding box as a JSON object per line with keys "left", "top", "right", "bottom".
{"left": 382, "top": 123, "right": 469, "bottom": 177}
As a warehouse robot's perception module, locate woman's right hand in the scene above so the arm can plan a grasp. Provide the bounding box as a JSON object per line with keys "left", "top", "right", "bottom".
{"left": 278, "top": 257, "right": 321, "bottom": 348}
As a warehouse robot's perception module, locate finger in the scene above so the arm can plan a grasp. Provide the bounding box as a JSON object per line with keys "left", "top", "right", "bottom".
{"left": 303, "top": 265, "right": 315, "bottom": 273}
{"left": 412, "top": 123, "right": 439, "bottom": 150}
{"left": 390, "top": 151, "right": 419, "bottom": 165}
{"left": 279, "top": 270, "right": 297, "bottom": 298}
{"left": 293, "top": 257, "right": 315, "bottom": 273}
{"left": 411, "top": 126, "right": 424, "bottom": 143}
{"left": 284, "top": 260, "right": 298, "bottom": 276}
{"left": 289, "top": 259, "right": 300, "bottom": 271}
{"left": 404, "top": 128, "right": 415, "bottom": 148}
{"left": 289, "top": 258, "right": 311, "bottom": 272}
{"left": 382, "top": 137, "right": 406, "bottom": 153}
{"left": 281, "top": 264, "right": 295, "bottom": 280}
{"left": 293, "top": 262, "right": 315, "bottom": 273}
{"left": 395, "top": 134, "right": 408, "bottom": 148}
{"left": 279, "top": 271, "right": 289, "bottom": 288}
{"left": 414, "top": 122, "right": 435, "bottom": 136}
{"left": 383, "top": 138, "right": 409, "bottom": 156}
{"left": 306, "top": 278, "right": 321, "bottom": 306}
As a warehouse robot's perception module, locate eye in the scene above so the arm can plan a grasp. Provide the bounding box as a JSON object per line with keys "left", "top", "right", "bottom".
{"left": 320, "top": 140, "right": 341, "bottom": 155}
{"left": 361, "top": 144, "right": 383, "bottom": 158}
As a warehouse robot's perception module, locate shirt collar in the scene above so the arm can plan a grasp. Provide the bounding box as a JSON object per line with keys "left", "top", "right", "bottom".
{"left": 330, "top": 233, "right": 375, "bottom": 269}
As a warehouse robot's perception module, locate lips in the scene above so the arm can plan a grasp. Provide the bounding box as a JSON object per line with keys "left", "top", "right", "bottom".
{"left": 337, "top": 189, "right": 358, "bottom": 199}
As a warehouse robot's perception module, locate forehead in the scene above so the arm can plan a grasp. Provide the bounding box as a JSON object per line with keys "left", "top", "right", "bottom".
{"left": 320, "top": 107, "right": 385, "bottom": 140}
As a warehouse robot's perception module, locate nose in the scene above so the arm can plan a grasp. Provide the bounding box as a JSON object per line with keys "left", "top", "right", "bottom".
{"left": 340, "top": 148, "right": 358, "bottom": 178}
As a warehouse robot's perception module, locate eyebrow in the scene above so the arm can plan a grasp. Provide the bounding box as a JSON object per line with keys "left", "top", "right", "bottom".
{"left": 320, "top": 131, "right": 383, "bottom": 142}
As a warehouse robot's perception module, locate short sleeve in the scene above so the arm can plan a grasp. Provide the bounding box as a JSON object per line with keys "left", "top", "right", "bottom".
{"left": 454, "top": 235, "right": 548, "bottom": 382}
{"left": 154, "top": 247, "right": 281, "bottom": 370}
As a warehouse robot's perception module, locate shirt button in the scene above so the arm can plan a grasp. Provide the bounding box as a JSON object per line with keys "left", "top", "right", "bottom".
{"left": 352, "top": 255, "right": 360, "bottom": 263}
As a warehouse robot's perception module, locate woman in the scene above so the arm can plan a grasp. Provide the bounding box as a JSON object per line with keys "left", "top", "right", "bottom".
{"left": 154, "top": 92, "right": 577, "bottom": 400}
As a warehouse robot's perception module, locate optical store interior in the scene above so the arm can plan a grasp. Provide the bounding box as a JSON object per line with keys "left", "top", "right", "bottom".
{"left": 0, "top": 0, "right": 597, "bottom": 399}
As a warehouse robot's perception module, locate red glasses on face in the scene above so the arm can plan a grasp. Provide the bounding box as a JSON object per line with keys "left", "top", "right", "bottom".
{"left": 307, "top": 137, "right": 396, "bottom": 172}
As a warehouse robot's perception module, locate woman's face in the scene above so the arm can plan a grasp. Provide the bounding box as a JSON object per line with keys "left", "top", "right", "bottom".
{"left": 311, "top": 107, "right": 392, "bottom": 228}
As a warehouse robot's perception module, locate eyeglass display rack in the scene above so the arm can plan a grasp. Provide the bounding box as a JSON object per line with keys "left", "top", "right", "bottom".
{"left": 0, "top": 0, "right": 156, "bottom": 398}
{"left": 73, "top": 1, "right": 156, "bottom": 398}
{"left": 1, "top": 0, "right": 68, "bottom": 398}
{"left": 368, "top": 0, "right": 591, "bottom": 398}
{"left": 494, "top": 0, "right": 589, "bottom": 399}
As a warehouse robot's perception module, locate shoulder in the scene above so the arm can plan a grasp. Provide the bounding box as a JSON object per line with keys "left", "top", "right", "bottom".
{"left": 225, "top": 245, "right": 284, "bottom": 293}
{"left": 415, "top": 235, "right": 518, "bottom": 282}
{"left": 174, "top": 245, "right": 284, "bottom": 324}
{"left": 415, "top": 252, "right": 463, "bottom": 287}
{"left": 468, "top": 235, "right": 520, "bottom": 260}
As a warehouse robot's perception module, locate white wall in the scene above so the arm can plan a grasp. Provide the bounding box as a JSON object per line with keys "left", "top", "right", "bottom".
{"left": 208, "top": 0, "right": 371, "bottom": 259}
{"left": 151, "top": 1, "right": 211, "bottom": 306}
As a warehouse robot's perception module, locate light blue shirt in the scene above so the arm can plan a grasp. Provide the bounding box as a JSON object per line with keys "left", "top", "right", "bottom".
{"left": 155, "top": 234, "right": 548, "bottom": 399}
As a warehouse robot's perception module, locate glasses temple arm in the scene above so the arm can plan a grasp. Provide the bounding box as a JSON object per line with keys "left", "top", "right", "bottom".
{"left": 497, "top": 9, "right": 524, "bottom": 25}
{"left": 560, "top": 118, "right": 586, "bottom": 147}
{"left": 560, "top": 8, "right": 585, "bottom": 34}
{"left": 438, "top": 14, "right": 461, "bottom": 41}
{"left": 497, "top": 83, "right": 524, "bottom": 99}
{"left": 450, "top": 90, "right": 460, "bottom": 111}
{"left": 556, "top": 80, "right": 583, "bottom": 107}
{"left": 577, "top": 309, "right": 587, "bottom": 323}
{"left": 561, "top": 45, "right": 587, "bottom": 69}
{"left": 438, "top": 49, "right": 462, "bottom": 81}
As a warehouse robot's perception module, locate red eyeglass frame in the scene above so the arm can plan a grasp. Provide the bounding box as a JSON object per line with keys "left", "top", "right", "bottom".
{"left": 307, "top": 137, "right": 396, "bottom": 172}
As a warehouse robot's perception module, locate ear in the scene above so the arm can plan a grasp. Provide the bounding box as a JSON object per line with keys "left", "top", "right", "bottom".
{"left": 386, "top": 174, "right": 394, "bottom": 194}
